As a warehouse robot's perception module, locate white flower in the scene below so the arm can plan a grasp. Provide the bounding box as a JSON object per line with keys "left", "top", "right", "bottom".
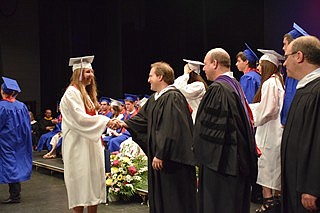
{"left": 133, "top": 176, "right": 142, "bottom": 181}
{"left": 126, "top": 175, "right": 133, "bottom": 182}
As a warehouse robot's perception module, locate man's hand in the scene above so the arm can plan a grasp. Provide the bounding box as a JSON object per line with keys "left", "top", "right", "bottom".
{"left": 301, "top": 193, "right": 318, "bottom": 212}
{"left": 107, "top": 119, "right": 128, "bottom": 130}
{"left": 152, "top": 157, "right": 163, "bottom": 171}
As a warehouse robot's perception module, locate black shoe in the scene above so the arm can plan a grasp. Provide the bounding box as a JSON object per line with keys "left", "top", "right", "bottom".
{"left": 251, "top": 195, "right": 263, "bottom": 204}
{"left": 2, "top": 198, "right": 21, "bottom": 204}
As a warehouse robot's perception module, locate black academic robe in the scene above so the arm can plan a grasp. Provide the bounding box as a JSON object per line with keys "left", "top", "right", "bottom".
{"left": 193, "top": 79, "right": 257, "bottom": 213}
{"left": 281, "top": 77, "right": 320, "bottom": 213}
{"left": 125, "top": 89, "right": 197, "bottom": 213}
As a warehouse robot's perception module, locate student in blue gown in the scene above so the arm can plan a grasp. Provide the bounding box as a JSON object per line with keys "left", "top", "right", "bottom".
{"left": 0, "top": 77, "right": 32, "bottom": 204}
{"left": 236, "top": 44, "right": 263, "bottom": 204}
{"left": 280, "top": 22, "right": 309, "bottom": 126}
{"left": 107, "top": 93, "right": 138, "bottom": 152}
{"left": 98, "top": 97, "right": 113, "bottom": 118}
{"left": 236, "top": 43, "right": 261, "bottom": 103}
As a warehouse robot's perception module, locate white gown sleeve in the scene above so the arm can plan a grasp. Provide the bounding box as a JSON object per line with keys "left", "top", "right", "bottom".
{"left": 61, "top": 86, "right": 110, "bottom": 141}
{"left": 174, "top": 73, "right": 205, "bottom": 100}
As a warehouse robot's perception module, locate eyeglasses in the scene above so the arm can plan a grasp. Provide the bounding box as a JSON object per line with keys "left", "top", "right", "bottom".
{"left": 284, "top": 51, "right": 297, "bottom": 60}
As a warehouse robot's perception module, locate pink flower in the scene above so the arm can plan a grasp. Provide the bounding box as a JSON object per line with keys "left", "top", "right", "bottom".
{"left": 112, "top": 151, "right": 120, "bottom": 155}
{"left": 128, "top": 166, "right": 137, "bottom": 176}
{"left": 112, "top": 160, "right": 120, "bottom": 167}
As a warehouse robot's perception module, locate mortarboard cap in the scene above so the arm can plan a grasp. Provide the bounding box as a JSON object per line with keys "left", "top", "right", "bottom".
{"left": 139, "top": 97, "right": 149, "bottom": 108}
{"left": 1, "top": 77, "right": 21, "bottom": 94}
{"left": 118, "top": 99, "right": 125, "bottom": 106}
{"left": 183, "top": 59, "right": 204, "bottom": 74}
{"left": 287, "top": 22, "right": 309, "bottom": 39}
{"left": 99, "top": 97, "right": 111, "bottom": 104}
{"left": 243, "top": 43, "right": 259, "bottom": 63}
{"left": 110, "top": 98, "right": 122, "bottom": 107}
{"left": 69, "top": 55, "right": 94, "bottom": 72}
{"left": 257, "top": 49, "right": 284, "bottom": 67}
{"left": 124, "top": 93, "right": 138, "bottom": 102}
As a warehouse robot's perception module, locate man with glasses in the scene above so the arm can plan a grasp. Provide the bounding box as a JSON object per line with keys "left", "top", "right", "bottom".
{"left": 281, "top": 35, "right": 320, "bottom": 213}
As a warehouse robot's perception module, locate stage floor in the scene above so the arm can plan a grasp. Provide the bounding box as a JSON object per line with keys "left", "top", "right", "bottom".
{"left": 33, "top": 151, "right": 64, "bottom": 174}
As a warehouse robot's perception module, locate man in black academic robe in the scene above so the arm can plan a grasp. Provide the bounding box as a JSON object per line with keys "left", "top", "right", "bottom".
{"left": 115, "top": 62, "right": 197, "bottom": 213}
{"left": 193, "top": 48, "right": 257, "bottom": 213}
{"left": 281, "top": 36, "right": 320, "bottom": 212}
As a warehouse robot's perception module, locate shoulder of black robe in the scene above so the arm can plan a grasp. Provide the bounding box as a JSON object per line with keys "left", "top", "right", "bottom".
{"left": 125, "top": 90, "right": 195, "bottom": 165}
{"left": 153, "top": 89, "right": 195, "bottom": 165}
{"left": 194, "top": 81, "right": 257, "bottom": 180}
{"left": 282, "top": 77, "right": 320, "bottom": 197}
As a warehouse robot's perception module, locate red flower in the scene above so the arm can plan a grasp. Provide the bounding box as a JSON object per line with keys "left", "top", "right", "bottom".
{"left": 128, "top": 166, "right": 137, "bottom": 176}
{"left": 112, "top": 160, "right": 120, "bottom": 167}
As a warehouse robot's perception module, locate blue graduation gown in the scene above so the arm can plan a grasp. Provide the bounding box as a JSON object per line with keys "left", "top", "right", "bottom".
{"left": 239, "top": 70, "right": 261, "bottom": 103}
{"left": 281, "top": 77, "right": 298, "bottom": 125}
{"left": 0, "top": 99, "right": 32, "bottom": 183}
{"left": 36, "top": 122, "right": 61, "bottom": 151}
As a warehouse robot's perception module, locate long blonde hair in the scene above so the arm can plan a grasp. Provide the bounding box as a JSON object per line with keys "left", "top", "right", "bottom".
{"left": 69, "top": 68, "right": 100, "bottom": 111}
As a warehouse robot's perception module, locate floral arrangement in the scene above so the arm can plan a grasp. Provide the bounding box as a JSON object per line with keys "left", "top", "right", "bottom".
{"left": 106, "top": 150, "right": 148, "bottom": 201}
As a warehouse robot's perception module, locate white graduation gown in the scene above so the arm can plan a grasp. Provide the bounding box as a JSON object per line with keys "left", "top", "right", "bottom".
{"left": 174, "top": 73, "right": 206, "bottom": 123}
{"left": 60, "top": 86, "right": 109, "bottom": 209}
{"left": 249, "top": 75, "right": 284, "bottom": 191}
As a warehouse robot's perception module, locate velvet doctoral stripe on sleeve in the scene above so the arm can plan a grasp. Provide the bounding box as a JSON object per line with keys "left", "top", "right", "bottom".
{"left": 194, "top": 81, "right": 257, "bottom": 179}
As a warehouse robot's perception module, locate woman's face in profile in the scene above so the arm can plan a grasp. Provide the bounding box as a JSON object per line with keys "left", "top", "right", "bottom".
{"left": 82, "top": 68, "right": 94, "bottom": 85}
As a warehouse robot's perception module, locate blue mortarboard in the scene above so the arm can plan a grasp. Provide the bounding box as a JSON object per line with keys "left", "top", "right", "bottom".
{"left": 287, "top": 22, "right": 309, "bottom": 39}
{"left": 99, "top": 97, "right": 111, "bottom": 104}
{"left": 243, "top": 43, "right": 259, "bottom": 63}
{"left": 1, "top": 77, "right": 21, "bottom": 94}
{"left": 124, "top": 93, "right": 138, "bottom": 102}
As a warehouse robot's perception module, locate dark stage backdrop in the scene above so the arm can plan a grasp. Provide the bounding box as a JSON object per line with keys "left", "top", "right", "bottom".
{"left": 38, "top": 0, "right": 264, "bottom": 111}
{"left": 264, "top": 0, "right": 320, "bottom": 53}
{"left": 2, "top": 0, "right": 319, "bottom": 114}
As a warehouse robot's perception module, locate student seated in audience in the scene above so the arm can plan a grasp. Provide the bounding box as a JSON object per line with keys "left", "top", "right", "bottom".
{"left": 107, "top": 94, "right": 138, "bottom": 152}
{"left": 29, "top": 111, "right": 40, "bottom": 150}
{"left": 43, "top": 132, "right": 62, "bottom": 159}
{"left": 137, "top": 95, "right": 150, "bottom": 111}
{"left": 39, "top": 108, "right": 59, "bottom": 135}
{"left": 98, "top": 97, "right": 113, "bottom": 118}
{"left": 36, "top": 107, "right": 62, "bottom": 151}
{"left": 103, "top": 99, "right": 124, "bottom": 173}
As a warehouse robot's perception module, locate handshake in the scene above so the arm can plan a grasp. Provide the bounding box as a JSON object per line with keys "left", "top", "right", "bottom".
{"left": 107, "top": 118, "right": 127, "bottom": 130}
